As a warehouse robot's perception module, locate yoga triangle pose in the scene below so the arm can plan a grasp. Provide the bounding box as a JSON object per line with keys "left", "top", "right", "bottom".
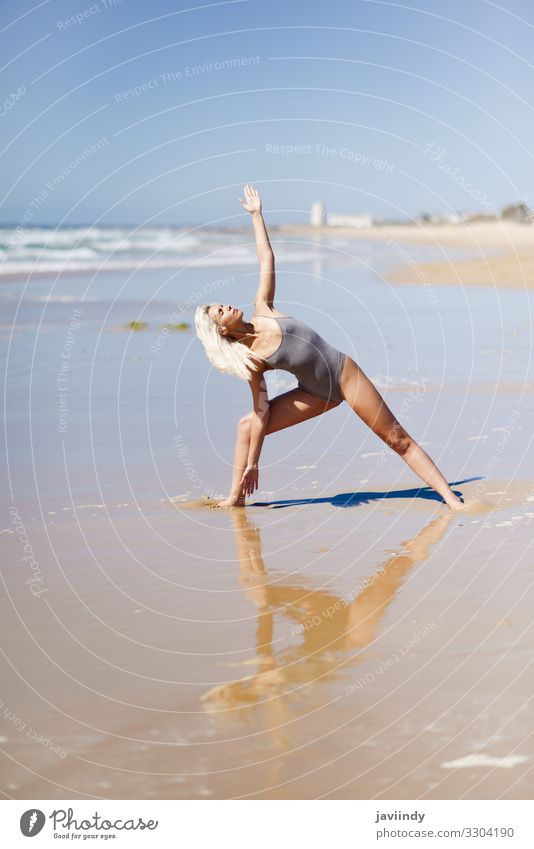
{"left": 195, "top": 184, "right": 464, "bottom": 510}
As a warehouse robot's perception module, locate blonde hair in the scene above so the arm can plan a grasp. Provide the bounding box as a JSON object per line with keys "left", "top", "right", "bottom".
{"left": 194, "top": 303, "right": 265, "bottom": 381}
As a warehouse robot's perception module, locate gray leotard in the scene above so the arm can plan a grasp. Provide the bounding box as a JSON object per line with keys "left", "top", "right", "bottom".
{"left": 261, "top": 315, "right": 346, "bottom": 403}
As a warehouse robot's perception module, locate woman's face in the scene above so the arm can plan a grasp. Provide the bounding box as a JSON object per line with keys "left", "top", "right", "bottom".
{"left": 208, "top": 303, "right": 243, "bottom": 335}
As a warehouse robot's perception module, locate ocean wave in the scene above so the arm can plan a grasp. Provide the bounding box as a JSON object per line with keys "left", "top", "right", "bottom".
{"left": 0, "top": 225, "right": 322, "bottom": 277}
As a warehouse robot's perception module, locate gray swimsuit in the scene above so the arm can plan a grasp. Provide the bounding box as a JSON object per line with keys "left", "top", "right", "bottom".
{"left": 261, "top": 315, "right": 346, "bottom": 403}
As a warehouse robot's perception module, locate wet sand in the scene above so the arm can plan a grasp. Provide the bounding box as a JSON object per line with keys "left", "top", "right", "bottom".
{"left": 1, "top": 240, "right": 533, "bottom": 800}
{"left": 2, "top": 479, "right": 534, "bottom": 799}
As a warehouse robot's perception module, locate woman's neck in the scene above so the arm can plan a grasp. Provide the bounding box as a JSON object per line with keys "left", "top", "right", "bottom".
{"left": 228, "top": 320, "right": 257, "bottom": 348}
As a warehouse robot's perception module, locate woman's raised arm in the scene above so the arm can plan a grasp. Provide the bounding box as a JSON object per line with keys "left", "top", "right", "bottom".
{"left": 239, "top": 184, "right": 276, "bottom": 309}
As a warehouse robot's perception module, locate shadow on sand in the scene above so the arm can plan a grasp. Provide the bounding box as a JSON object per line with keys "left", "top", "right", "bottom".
{"left": 250, "top": 477, "right": 482, "bottom": 509}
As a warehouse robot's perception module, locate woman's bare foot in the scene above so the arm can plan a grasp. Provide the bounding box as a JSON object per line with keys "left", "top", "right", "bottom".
{"left": 220, "top": 496, "right": 245, "bottom": 508}
{"left": 206, "top": 495, "right": 245, "bottom": 509}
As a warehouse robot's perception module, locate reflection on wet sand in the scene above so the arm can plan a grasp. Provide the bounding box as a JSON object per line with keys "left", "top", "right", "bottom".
{"left": 201, "top": 510, "right": 453, "bottom": 732}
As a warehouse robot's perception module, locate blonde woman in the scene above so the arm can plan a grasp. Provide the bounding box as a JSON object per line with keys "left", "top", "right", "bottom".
{"left": 195, "top": 185, "right": 464, "bottom": 510}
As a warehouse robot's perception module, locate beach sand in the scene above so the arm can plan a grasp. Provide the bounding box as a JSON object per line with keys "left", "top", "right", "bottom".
{"left": 1, "top": 232, "right": 533, "bottom": 800}
{"left": 276, "top": 220, "right": 534, "bottom": 290}
{"left": 2, "top": 478, "right": 533, "bottom": 800}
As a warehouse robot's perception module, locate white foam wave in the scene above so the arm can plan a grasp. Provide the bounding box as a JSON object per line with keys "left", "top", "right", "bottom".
{"left": 0, "top": 225, "right": 321, "bottom": 277}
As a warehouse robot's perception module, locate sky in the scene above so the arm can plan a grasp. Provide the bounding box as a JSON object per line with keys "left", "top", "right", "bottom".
{"left": 1, "top": 0, "right": 534, "bottom": 226}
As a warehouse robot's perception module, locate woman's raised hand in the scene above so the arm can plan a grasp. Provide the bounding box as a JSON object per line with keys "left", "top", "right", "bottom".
{"left": 239, "top": 183, "right": 262, "bottom": 214}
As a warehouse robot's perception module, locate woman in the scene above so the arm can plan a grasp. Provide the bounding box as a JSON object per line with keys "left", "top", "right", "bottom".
{"left": 195, "top": 185, "right": 464, "bottom": 510}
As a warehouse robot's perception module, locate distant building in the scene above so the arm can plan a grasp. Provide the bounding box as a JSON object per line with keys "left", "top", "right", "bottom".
{"left": 326, "top": 213, "right": 373, "bottom": 228}
{"left": 501, "top": 202, "right": 532, "bottom": 223}
{"left": 310, "top": 202, "right": 326, "bottom": 227}
{"left": 461, "top": 211, "right": 499, "bottom": 223}
{"left": 420, "top": 212, "right": 462, "bottom": 224}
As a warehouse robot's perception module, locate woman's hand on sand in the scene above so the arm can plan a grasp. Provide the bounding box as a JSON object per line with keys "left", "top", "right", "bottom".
{"left": 240, "top": 463, "right": 259, "bottom": 496}
{"left": 239, "top": 184, "right": 262, "bottom": 214}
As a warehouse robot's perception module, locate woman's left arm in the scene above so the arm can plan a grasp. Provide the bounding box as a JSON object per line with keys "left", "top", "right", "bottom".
{"left": 240, "top": 369, "right": 270, "bottom": 496}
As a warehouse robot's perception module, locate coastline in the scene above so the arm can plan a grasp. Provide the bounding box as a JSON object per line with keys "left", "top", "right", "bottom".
{"left": 273, "top": 220, "right": 534, "bottom": 290}
{"left": 2, "top": 220, "right": 532, "bottom": 289}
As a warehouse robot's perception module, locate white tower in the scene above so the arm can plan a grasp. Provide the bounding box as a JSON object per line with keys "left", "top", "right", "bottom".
{"left": 310, "top": 202, "right": 326, "bottom": 227}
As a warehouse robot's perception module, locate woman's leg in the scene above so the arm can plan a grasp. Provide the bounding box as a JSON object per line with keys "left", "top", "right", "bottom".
{"left": 339, "top": 356, "right": 463, "bottom": 509}
{"left": 219, "top": 388, "right": 341, "bottom": 506}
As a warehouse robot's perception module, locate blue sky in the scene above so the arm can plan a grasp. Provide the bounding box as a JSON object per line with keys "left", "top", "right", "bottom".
{"left": 1, "top": 0, "right": 534, "bottom": 226}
